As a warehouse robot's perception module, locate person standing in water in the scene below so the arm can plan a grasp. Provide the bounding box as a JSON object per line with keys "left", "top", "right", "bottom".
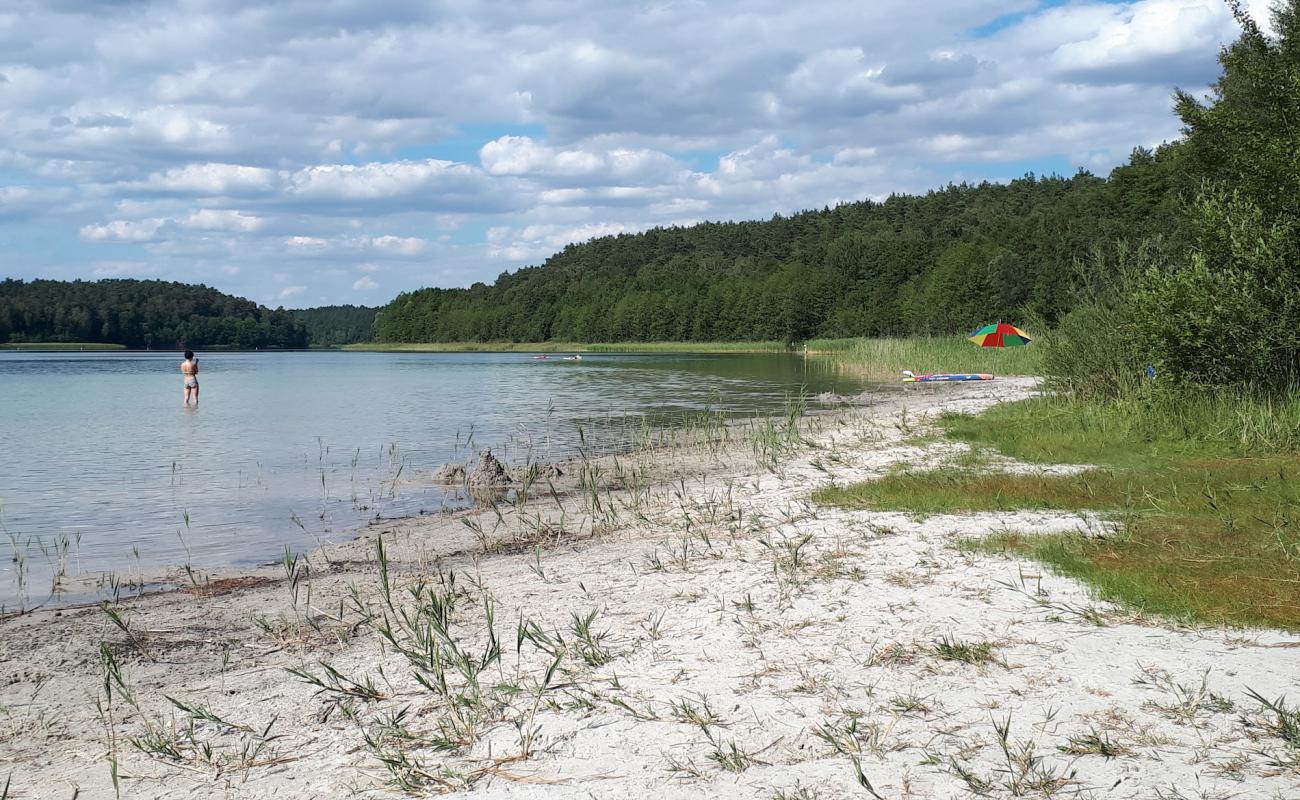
{"left": 181, "top": 349, "right": 200, "bottom": 406}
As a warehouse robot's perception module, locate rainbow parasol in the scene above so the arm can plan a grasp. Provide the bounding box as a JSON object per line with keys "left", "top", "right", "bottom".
{"left": 969, "top": 322, "right": 1032, "bottom": 348}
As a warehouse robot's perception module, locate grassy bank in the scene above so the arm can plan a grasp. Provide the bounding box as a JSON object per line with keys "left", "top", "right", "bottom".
{"left": 808, "top": 336, "right": 1043, "bottom": 382}
{"left": 343, "top": 341, "right": 792, "bottom": 353}
{"left": 816, "top": 389, "right": 1300, "bottom": 629}
{"left": 1, "top": 342, "right": 125, "bottom": 350}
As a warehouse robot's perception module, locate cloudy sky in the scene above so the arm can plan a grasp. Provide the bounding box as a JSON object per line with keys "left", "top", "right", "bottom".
{"left": 0, "top": 0, "right": 1268, "bottom": 307}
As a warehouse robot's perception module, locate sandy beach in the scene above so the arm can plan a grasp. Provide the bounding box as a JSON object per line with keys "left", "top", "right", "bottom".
{"left": 2, "top": 377, "right": 1298, "bottom": 799}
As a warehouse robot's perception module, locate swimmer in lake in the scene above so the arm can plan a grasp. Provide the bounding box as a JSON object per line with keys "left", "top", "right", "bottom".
{"left": 181, "top": 349, "right": 200, "bottom": 406}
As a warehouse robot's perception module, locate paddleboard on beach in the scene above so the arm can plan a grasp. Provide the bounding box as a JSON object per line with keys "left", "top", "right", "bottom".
{"left": 901, "top": 371, "right": 995, "bottom": 382}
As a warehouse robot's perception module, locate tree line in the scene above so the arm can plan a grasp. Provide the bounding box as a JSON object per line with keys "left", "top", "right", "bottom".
{"left": 374, "top": 149, "right": 1190, "bottom": 344}
{"left": 0, "top": 279, "right": 310, "bottom": 349}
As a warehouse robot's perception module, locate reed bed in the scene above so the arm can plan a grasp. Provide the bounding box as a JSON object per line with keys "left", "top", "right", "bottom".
{"left": 806, "top": 336, "right": 1043, "bottom": 382}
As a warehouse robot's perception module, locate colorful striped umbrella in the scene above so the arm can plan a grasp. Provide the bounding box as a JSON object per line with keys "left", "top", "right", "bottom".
{"left": 969, "top": 322, "right": 1032, "bottom": 347}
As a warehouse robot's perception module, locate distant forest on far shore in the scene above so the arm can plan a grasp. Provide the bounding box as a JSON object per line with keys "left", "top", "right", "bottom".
{"left": 0, "top": 279, "right": 384, "bottom": 349}
{"left": 0, "top": 279, "right": 312, "bottom": 349}
{"left": 290, "top": 305, "right": 378, "bottom": 347}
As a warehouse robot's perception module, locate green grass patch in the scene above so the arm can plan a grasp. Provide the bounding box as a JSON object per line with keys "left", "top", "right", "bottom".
{"left": 939, "top": 389, "right": 1300, "bottom": 464}
{"left": 931, "top": 636, "right": 998, "bottom": 664}
{"left": 343, "top": 340, "right": 790, "bottom": 353}
{"left": 818, "top": 391, "right": 1300, "bottom": 629}
{"left": 814, "top": 469, "right": 1121, "bottom": 516}
{"left": 1, "top": 341, "right": 126, "bottom": 350}
{"left": 806, "top": 336, "right": 1043, "bottom": 382}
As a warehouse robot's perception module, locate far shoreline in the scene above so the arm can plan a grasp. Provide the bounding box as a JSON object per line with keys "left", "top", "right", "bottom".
{"left": 341, "top": 340, "right": 797, "bottom": 353}
{"left": 0, "top": 341, "right": 126, "bottom": 350}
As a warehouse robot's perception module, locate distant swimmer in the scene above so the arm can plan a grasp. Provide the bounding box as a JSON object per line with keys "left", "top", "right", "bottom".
{"left": 181, "top": 349, "right": 200, "bottom": 406}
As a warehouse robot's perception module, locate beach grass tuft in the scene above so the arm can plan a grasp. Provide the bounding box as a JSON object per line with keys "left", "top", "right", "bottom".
{"left": 930, "top": 636, "right": 997, "bottom": 665}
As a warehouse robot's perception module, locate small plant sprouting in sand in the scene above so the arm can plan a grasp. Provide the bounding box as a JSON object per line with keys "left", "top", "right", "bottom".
{"left": 931, "top": 636, "right": 998, "bottom": 665}
{"left": 99, "top": 602, "right": 154, "bottom": 661}
{"left": 663, "top": 751, "right": 706, "bottom": 778}
{"left": 356, "top": 705, "right": 430, "bottom": 788}
{"left": 946, "top": 754, "right": 994, "bottom": 795}
{"left": 864, "top": 641, "right": 914, "bottom": 668}
{"left": 365, "top": 739, "right": 466, "bottom": 793}
{"left": 1057, "top": 728, "right": 1130, "bottom": 759}
{"left": 1133, "top": 665, "right": 1234, "bottom": 724}
{"left": 606, "top": 694, "right": 661, "bottom": 721}
{"left": 516, "top": 652, "right": 565, "bottom": 759}
{"left": 813, "top": 713, "right": 897, "bottom": 757}
{"left": 642, "top": 545, "right": 667, "bottom": 572}
{"left": 281, "top": 546, "right": 310, "bottom": 610}
{"left": 99, "top": 661, "right": 286, "bottom": 781}
{"left": 758, "top": 530, "right": 815, "bottom": 586}
{"left": 770, "top": 784, "right": 821, "bottom": 800}
{"left": 670, "top": 695, "right": 722, "bottom": 732}
{"left": 642, "top": 609, "right": 667, "bottom": 641}
{"left": 1241, "top": 687, "right": 1300, "bottom": 768}
{"left": 992, "top": 715, "right": 1073, "bottom": 796}
{"left": 993, "top": 567, "right": 1110, "bottom": 627}
{"left": 357, "top": 707, "right": 468, "bottom": 791}
{"left": 946, "top": 716, "right": 1073, "bottom": 797}
{"left": 286, "top": 661, "right": 386, "bottom": 719}
{"left": 527, "top": 546, "right": 550, "bottom": 583}
{"left": 887, "top": 692, "right": 934, "bottom": 717}
{"left": 705, "top": 729, "right": 764, "bottom": 773}
{"left": 569, "top": 608, "right": 615, "bottom": 667}
{"left": 747, "top": 394, "right": 810, "bottom": 472}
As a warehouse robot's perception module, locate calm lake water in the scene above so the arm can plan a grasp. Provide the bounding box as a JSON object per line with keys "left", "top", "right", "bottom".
{"left": 0, "top": 350, "right": 864, "bottom": 609}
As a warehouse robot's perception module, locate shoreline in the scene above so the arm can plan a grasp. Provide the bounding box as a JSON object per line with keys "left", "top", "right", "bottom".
{"left": 3, "top": 377, "right": 1297, "bottom": 798}
{"left": 342, "top": 341, "right": 795, "bottom": 353}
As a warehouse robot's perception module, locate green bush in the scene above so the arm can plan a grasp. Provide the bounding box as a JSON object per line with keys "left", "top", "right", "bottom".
{"left": 1042, "top": 302, "right": 1146, "bottom": 399}
{"left": 1131, "top": 191, "right": 1300, "bottom": 389}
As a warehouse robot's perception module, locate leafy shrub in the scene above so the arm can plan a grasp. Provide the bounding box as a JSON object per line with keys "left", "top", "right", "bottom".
{"left": 1042, "top": 302, "right": 1146, "bottom": 399}
{"left": 1130, "top": 191, "right": 1300, "bottom": 390}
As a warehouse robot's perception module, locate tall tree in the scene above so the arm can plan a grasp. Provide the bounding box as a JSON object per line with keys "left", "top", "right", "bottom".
{"left": 1135, "top": 0, "right": 1300, "bottom": 387}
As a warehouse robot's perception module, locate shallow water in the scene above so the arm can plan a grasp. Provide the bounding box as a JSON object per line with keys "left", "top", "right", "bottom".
{"left": 0, "top": 350, "right": 864, "bottom": 608}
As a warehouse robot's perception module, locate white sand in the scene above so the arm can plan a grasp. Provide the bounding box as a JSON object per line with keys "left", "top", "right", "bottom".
{"left": 2, "top": 376, "right": 1298, "bottom": 799}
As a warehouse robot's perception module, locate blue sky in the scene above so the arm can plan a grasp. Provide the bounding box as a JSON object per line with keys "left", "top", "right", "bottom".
{"left": 0, "top": 0, "right": 1269, "bottom": 307}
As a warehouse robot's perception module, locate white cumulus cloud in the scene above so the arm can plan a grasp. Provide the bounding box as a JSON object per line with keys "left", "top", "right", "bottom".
{"left": 80, "top": 218, "right": 166, "bottom": 242}
{"left": 0, "top": 0, "right": 1269, "bottom": 303}
{"left": 136, "top": 163, "right": 277, "bottom": 195}
{"left": 183, "top": 209, "right": 264, "bottom": 232}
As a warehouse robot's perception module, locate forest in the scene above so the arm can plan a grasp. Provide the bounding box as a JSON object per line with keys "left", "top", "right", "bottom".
{"left": 290, "top": 305, "right": 378, "bottom": 347}
{"left": 373, "top": 147, "right": 1190, "bottom": 344}
{"left": 0, "top": 279, "right": 309, "bottom": 349}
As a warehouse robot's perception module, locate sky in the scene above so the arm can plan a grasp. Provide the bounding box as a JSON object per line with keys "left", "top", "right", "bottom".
{"left": 0, "top": 0, "right": 1272, "bottom": 308}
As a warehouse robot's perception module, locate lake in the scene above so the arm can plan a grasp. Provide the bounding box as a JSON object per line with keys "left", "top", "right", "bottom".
{"left": 0, "top": 350, "right": 865, "bottom": 609}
